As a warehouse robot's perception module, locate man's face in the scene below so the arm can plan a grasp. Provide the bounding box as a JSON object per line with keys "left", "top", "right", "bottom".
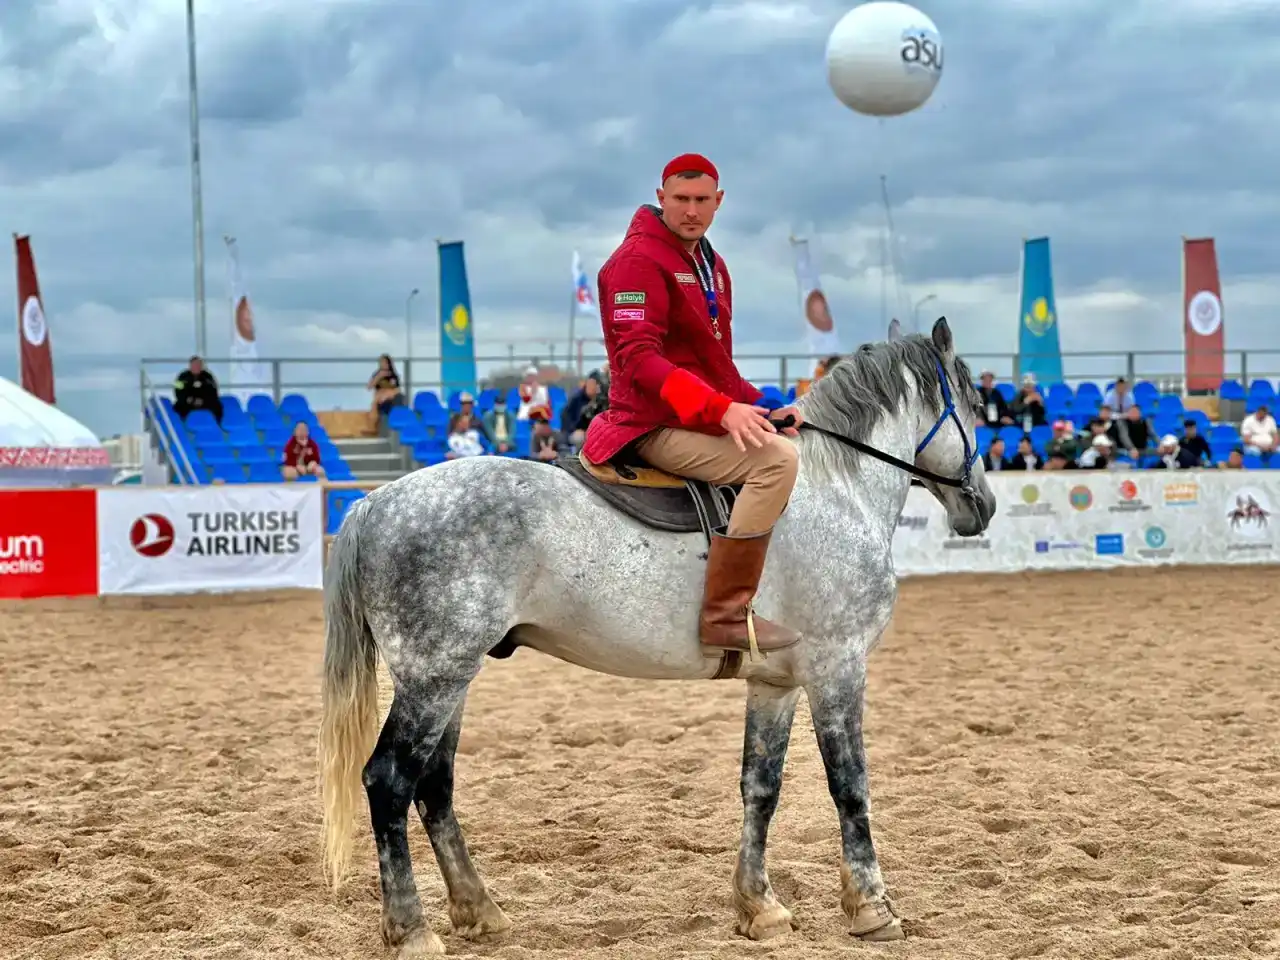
{"left": 1185, "top": 423, "right": 1197, "bottom": 437}
{"left": 460, "top": 401, "right": 473, "bottom": 416}
{"left": 657, "top": 173, "right": 722, "bottom": 243}
{"left": 1229, "top": 450, "right": 1244, "bottom": 467}
{"left": 294, "top": 422, "right": 309, "bottom": 440}
{"left": 1115, "top": 381, "right": 1128, "bottom": 396}
{"left": 190, "top": 359, "right": 203, "bottom": 375}
{"left": 990, "top": 439, "right": 1004, "bottom": 458}
{"left": 585, "top": 378, "right": 600, "bottom": 399}
{"left": 1258, "top": 406, "right": 1269, "bottom": 420}
{"left": 980, "top": 373, "right": 994, "bottom": 390}
{"left": 1018, "top": 439, "right": 1032, "bottom": 456}
{"left": 1098, "top": 405, "right": 1112, "bottom": 421}
{"left": 1126, "top": 406, "right": 1142, "bottom": 421}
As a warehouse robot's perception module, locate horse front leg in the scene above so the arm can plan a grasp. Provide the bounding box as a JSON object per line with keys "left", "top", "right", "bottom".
{"left": 808, "top": 672, "right": 904, "bottom": 942}
{"left": 732, "top": 679, "right": 802, "bottom": 940}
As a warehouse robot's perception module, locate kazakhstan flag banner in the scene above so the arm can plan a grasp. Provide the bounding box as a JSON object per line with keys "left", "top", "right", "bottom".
{"left": 438, "top": 240, "right": 478, "bottom": 394}
{"left": 1017, "top": 237, "right": 1064, "bottom": 384}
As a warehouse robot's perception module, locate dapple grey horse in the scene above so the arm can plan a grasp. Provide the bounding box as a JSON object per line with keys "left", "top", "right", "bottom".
{"left": 318, "top": 318, "right": 996, "bottom": 956}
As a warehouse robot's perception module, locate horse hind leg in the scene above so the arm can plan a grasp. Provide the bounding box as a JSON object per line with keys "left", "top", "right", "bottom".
{"left": 415, "top": 696, "right": 511, "bottom": 941}
{"left": 733, "top": 680, "right": 802, "bottom": 941}
{"left": 363, "top": 679, "right": 471, "bottom": 958}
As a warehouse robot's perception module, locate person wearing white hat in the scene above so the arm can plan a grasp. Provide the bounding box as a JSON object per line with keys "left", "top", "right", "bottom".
{"left": 1077, "top": 433, "right": 1113, "bottom": 469}
{"left": 1152, "top": 434, "right": 1198, "bottom": 469}
{"left": 516, "top": 367, "right": 550, "bottom": 420}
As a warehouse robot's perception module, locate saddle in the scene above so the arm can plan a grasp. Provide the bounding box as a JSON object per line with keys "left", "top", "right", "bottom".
{"left": 555, "top": 451, "right": 739, "bottom": 542}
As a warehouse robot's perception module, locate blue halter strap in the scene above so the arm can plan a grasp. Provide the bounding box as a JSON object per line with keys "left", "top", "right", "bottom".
{"left": 914, "top": 357, "right": 980, "bottom": 485}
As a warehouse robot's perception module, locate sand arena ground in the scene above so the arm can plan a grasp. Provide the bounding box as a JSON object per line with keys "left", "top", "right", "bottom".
{"left": 1, "top": 566, "right": 1277, "bottom": 960}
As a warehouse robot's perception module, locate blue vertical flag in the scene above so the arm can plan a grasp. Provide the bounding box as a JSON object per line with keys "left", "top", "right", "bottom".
{"left": 1017, "top": 237, "right": 1064, "bottom": 384}
{"left": 437, "top": 240, "right": 478, "bottom": 395}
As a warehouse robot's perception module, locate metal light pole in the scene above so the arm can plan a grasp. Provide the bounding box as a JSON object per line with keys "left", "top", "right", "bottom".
{"left": 185, "top": 0, "right": 207, "bottom": 356}
{"left": 911, "top": 293, "right": 937, "bottom": 334}
{"left": 405, "top": 288, "right": 419, "bottom": 359}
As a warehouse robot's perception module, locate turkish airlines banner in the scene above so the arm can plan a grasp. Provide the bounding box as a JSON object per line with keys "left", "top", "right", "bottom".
{"left": 96, "top": 486, "right": 324, "bottom": 595}
{"left": 14, "top": 234, "right": 56, "bottom": 404}
{"left": 1182, "top": 237, "right": 1224, "bottom": 392}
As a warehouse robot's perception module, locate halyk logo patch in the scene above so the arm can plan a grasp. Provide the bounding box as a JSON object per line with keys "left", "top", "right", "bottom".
{"left": 614, "top": 292, "right": 645, "bottom": 304}
{"left": 613, "top": 308, "right": 644, "bottom": 321}
{"left": 674, "top": 273, "right": 696, "bottom": 284}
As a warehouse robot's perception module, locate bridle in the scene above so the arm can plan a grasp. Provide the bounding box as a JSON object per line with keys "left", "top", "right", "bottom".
{"left": 777, "top": 355, "right": 981, "bottom": 493}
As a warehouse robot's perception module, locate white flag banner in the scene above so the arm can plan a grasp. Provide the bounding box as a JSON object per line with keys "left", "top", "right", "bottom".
{"left": 572, "top": 250, "right": 599, "bottom": 320}
{"left": 226, "top": 237, "right": 271, "bottom": 401}
{"left": 96, "top": 485, "right": 324, "bottom": 595}
{"left": 791, "top": 236, "right": 840, "bottom": 359}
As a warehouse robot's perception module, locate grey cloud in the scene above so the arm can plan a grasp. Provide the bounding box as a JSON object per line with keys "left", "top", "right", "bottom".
{"left": 1, "top": 0, "right": 1278, "bottom": 436}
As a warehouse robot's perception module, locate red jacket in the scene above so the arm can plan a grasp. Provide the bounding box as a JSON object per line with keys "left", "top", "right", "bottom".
{"left": 283, "top": 437, "right": 320, "bottom": 468}
{"left": 582, "top": 205, "right": 763, "bottom": 464}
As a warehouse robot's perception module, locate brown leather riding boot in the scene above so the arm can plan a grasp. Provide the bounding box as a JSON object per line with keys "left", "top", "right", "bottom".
{"left": 699, "top": 529, "right": 801, "bottom": 660}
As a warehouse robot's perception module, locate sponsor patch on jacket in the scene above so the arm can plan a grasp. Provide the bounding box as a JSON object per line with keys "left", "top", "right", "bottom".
{"left": 614, "top": 292, "right": 645, "bottom": 304}
{"left": 674, "top": 272, "right": 696, "bottom": 284}
{"left": 716, "top": 272, "right": 724, "bottom": 292}
{"left": 613, "top": 308, "right": 644, "bottom": 321}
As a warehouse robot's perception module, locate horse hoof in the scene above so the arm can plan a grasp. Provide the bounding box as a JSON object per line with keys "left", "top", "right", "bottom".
{"left": 450, "top": 898, "right": 512, "bottom": 940}
{"left": 737, "top": 903, "right": 795, "bottom": 941}
{"left": 851, "top": 916, "right": 905, "bottom": 942}
{"left": 396, "top": 927, "right": 446, "bottom": 957}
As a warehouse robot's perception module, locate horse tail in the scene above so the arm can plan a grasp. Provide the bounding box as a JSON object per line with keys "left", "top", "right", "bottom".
{"left": 318, "top": 495, "right": 379, "bottom": 891}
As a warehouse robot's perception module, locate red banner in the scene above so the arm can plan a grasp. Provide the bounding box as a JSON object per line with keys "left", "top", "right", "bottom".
{"left": 14, "top": 234, "right": 56, "bottom": 404}
{"left": 0, "top": 490, "right": 98, "bottom": 599}
{"left": 1182, "top": 237, "right": 1224, "bottom": 392}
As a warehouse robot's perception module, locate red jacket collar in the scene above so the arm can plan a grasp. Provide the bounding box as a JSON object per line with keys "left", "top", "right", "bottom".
{"left": 626, "top": 205, "right": 718, "bottom": 268}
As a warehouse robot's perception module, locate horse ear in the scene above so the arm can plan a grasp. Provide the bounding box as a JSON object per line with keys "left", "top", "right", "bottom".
{"left": 887, "top": 318, "right": 902, "bottom": 341}
{"left": 931, "top": 316, "right": 954, "bottom": 357}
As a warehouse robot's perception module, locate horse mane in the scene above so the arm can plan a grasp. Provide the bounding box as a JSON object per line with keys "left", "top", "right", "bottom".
{"left": 796, "top": 333, "right": 977, "bottom": 471}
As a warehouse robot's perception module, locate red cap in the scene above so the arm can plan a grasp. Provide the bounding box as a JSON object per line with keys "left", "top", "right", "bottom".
{"left": 661, "top": 153, "right": 719, "bottom": 184}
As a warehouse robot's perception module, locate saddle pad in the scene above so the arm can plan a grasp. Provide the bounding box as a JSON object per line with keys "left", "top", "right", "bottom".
{"left": 556, "top": 455, "right": 730, "bottom": 534}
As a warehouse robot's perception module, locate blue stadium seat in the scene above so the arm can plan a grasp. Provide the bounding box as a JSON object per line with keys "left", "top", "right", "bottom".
{"left": 1186, "top": 411, "right": 1211, "bottom": 434}
{"left": 975, "top": 425, "right": 993, "bottom": 453}
{"left": 1220, "top": 380, "right": 1245, "bottom": 401}
{"left": 386, "top": 406, "right": 417, "bottom": 429}
{"left": 235, "top": 445, "right": 273, "bottom": 464}
{"left": 211, "top": 462, "right": 247, "bottom": 483}
{"left": 997, "top": 425, "right": 1024, "bottom": 449}
{"left": 325, "top": 489, "right": 367, "bottom": 534}
{"left": 1155, "top": 395, "right": 1184, "bottom": 416}
{"left": 413, "top": 390, "right": 444, "bottom": 414}
{"left": 326, "top": 461, "right": 355, "bottom": 481}
{"left": 995, "top": 382, "right": 1016, "bottom": 402}
{"left": 279, "top": 393, "right": 312, "bottom": 416}
{"left": 1029, "top": 424, "right": 1052, "bottom": 454}
{"left": 248, "top": 462, "right": 282, "bottom": 483}
{"left": 246, "top": 394, "right": 277, "bottom": 417}
{"left": 1209, "top": 424, "right": 1241, "bottom": 445}
{"left": 1132, "top": 381, "right": 1159, "bottom": 408}
{"left": 1244, "top": 454, "right": 1266, "bottom": 470}
{"left": 1076, "top": 381, "right": 1102, "bottom": 404}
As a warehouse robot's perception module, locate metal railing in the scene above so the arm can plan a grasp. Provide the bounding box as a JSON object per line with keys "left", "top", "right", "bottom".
{"left": 138, "top": 348, "right": 1280, "bottom": 417}
{"left": 140, "top": 369, "right": 199, "bottom": 484}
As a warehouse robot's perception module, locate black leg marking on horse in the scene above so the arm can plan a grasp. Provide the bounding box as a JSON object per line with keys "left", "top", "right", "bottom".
{"left": 363, "top": 685, "right": 468, "bottom": 956}
{"left": 733, "top": 680, "right": 802, "bottom": 940}
{"left": 414, "top": 697, "right": 511, "bottom": 940}
{"left": 808, "top": 675, "right": 904, "bottom": 941}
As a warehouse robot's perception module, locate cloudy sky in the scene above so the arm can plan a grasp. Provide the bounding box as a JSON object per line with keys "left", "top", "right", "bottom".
{"left": 2, "top": 0, "right": 1278, "bottom": 437}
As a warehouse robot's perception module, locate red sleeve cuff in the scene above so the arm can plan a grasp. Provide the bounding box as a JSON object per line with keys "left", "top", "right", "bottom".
{"left": 660, "top": 368, "right": 731, "bottom": 425}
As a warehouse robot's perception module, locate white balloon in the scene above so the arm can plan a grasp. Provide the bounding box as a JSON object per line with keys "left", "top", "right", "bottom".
{"left": 826, "top": 2, "right": 943, "bottom": 118}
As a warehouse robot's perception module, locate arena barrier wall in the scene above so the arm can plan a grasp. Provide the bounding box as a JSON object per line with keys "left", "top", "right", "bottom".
{"left": 1, "top": 470, "right": 1276, "bottom": 600}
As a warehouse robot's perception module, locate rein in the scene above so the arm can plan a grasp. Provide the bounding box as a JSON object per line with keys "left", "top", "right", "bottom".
{"left": 771, "top": 355, "right": 980, "bottom": 492}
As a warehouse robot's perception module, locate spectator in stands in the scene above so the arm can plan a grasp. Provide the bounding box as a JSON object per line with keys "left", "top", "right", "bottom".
{"left": 1010, "top": 375, "right": 1046, "bottom": 429}
{"left": 446, "top": 412, "right": 486, "bottom": 459}
{"left": 977, "top": 371, "right": 1013, "bottom": 429}
{"left": 482, "top": 394, "right": 516, "bottom": 454}
{"left": 1151, "top": 434, "right": 1198, "bottom": 469}
{"left": 1219, "top": 447, "right": 1245, "bottom": 469}
{"left": 1046, "top": 420, "right": 1080, "bottom": 461}
{"left": 1096, "top": 403, "right": 1115, "bottom": 428}
{"left": 1008, "top": 436, "right": 1043, "bottom": 470}
{"left": 1083, "top": 417, "right": 1112, "bottom": 450}
{"left": 516, "top": 367, "right": 550, "bottom": 420}
{"left": 368, "top": 355, "right": 405, "bottom": 418}
{"left": 565, "top": 370, "right": 609, "bottom": 449}
{"left": 1103, "top": 378, "right": 1137, "bottom": 414}
{"left": 982, "top": 436, "right": 1008, "bottom": 471}
{"left": 1240, "top": 403, "right": 1278, "bottom": 460}
{"left": 1180, "top": 419, "right": 1210, "bottom": 464}
{"left": 1113, "top": 405, "right": 1152, "bottom": 459}
{"left": 453, "top": 392, "right": 490, "bottom": 443}
{"left": 282, "top": 421, "right": 324, "bottom": 480}
{"left": 1077, "top": 434, "right": 1114, "bottom": 469}
{"left": 173, "top": 356, "right": 223, "bottom": 423}
{"left": 1043, "top": 451, "right": 1077, "bottom": 470}
{"left": 528, "top": 406, "right": 563, "bottom": 462}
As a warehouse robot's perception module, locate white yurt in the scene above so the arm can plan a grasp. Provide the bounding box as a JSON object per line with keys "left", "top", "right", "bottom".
{"left": 0, "top": 376, "right": 113, "bottom": 487}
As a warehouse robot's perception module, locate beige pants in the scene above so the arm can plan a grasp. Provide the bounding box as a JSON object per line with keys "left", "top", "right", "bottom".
{"left": 635, "top": 428, "right": 799, "bottom": 535}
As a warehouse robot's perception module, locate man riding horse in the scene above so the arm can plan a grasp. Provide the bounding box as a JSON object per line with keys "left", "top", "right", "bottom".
{"left": 581, "top": 153, "right": 805, "bottom": 657}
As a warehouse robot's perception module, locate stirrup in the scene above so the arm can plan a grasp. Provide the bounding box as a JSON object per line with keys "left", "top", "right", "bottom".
{"left": 745, "top": 603, "right": 763, "bottom": 662}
